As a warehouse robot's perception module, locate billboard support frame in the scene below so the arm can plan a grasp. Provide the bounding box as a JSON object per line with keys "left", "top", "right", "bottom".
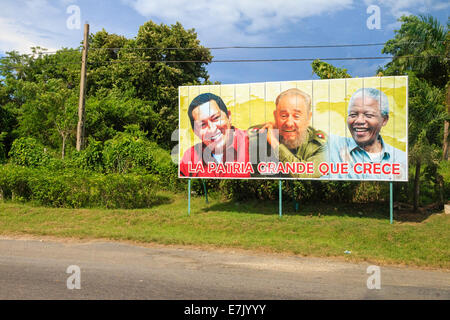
{"left": 187, "top": 178, "right": 395, "bottom": 224}
{"left": 279, "top": 180, "right": 282, "bottom": 218}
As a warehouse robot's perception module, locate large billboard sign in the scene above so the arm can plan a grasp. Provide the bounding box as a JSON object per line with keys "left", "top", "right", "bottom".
{"left": 179, "top": 76, "right": 408, "bottom": 181}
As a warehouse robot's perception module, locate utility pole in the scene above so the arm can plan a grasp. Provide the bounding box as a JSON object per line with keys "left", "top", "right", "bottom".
{"left": 76, "top": 23, "right": 89, "bottom": 151}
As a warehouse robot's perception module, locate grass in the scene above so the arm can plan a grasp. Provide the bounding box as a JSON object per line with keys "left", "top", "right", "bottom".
{"left": 0, "top": 191, "right": 449, "bottom": 269}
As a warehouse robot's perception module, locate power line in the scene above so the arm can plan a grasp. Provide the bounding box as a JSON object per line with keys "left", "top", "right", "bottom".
{"left": 88, "top": 40, "right": 446, "bottom": 51}
{"left": 4, "top": 40, "right": 445, "bottom": 56}
{"left": 92, "top": 55, "right": 446, "bottom": 64}
{"left": 1, "top": 55, "right": 446, "bottom": 70}
{"left": 89, "top": 43, "right": 387, "bottom": 51}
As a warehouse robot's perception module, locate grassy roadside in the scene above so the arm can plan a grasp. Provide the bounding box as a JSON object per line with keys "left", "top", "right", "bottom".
{"left": 0, "top": 192, "right": 449, "bottom": 269}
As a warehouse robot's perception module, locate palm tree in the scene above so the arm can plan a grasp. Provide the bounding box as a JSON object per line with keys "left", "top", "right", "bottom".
{"left": 382, "top": 15, "right": 449, "bottom": 160}
{"left": 408, "top": 74, "right": 446, "bottom": 210}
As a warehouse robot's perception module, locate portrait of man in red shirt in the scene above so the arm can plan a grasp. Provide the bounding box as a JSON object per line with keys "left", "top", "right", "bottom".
{"left": 179, "top": 93, "right": 250, "bottom": 178}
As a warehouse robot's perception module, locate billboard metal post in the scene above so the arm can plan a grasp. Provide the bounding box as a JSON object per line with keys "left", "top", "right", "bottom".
{"left": 188, "top": 179, "right": 191, "bottom": 216}
{"left": 279, "top": 180, "right": 282, "bottom": 217}
{"left": 202, "top": 180, "right": 208, "bottom": 203}
{"left": 390, "top": 182, "right": 393, "bottom": 224}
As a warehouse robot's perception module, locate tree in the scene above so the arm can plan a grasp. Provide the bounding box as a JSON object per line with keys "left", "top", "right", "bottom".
{"left": 382, "top": 15, "right": 449, "bottom": 159}
{"left": 311, "top": 59, "right": 351, "bottom": 79}
{"left": 86, "top": 22, "right": 212, "bottom": 146}
{"left": 0, "top": 84, "right": 16, "bottom": 160}
{"left": 408, "top": 73, "right": 446, "bottom": 210}
{"left": 0, "top": 21, "right": 212, "bottom": 154}
{"left": 14, "top": 78, "right": 78, "bottom": 159}
{"left": 0, "top": 47, "right": 81, "bottom": 157}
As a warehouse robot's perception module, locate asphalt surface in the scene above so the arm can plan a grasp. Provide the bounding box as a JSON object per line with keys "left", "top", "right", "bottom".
{"left": 0, "top": 236, "right": 449, "bottom": 300}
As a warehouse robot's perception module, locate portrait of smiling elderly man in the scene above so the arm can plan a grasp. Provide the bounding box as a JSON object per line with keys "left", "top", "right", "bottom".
{"left": 326, "top": 87, "right": 407, "bottom": 180}
{"left": 249, "top": 88, "right": 327, "bottom": 178}
{"left": 180, "top": 93, "right": 250, "bottom": 178}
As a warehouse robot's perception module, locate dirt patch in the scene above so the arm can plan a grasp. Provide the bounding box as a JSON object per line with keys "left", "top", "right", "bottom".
{"left": 394, "top": 202, "right": 445, "bottom": 223}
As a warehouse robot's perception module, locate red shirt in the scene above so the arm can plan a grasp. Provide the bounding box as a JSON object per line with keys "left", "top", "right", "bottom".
{"left": 179, "top": 128, "right": 250, "bottom": 178}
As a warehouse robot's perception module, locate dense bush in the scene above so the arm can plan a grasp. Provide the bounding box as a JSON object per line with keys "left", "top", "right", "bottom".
{"left": 0, "top": 165, "right": 32, "bottom": 202}
{"left": 0, "top": 164, "right": 160, "bottom": 208}
{"left": 103, "top": 130, "right": 155, "bottom": 174}
{"left": 72, "top": 128, "right": 179, "bottom": 187}
{"left": 72, "top": 138, "right": 104, "bottom": 172}
{"left": 0, "top": 142, "right": 5, "bottom": 164}
{"left": 5, "top": 128, "right": 180, "bottom": 193}
{"left": 0, "top": 132, "right": 7, "bottom": 163}
{"left": 8, "top": 137, "right": 50, "bottom": 167}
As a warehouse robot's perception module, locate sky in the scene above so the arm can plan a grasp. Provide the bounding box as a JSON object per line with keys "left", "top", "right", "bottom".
{"left": 1, "top": 0, "right": 448, "bottom": 84}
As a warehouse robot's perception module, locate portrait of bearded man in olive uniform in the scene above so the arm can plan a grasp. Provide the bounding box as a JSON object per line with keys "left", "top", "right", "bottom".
{"left": 249, "top": 88, "right": 327, "bottom": 178}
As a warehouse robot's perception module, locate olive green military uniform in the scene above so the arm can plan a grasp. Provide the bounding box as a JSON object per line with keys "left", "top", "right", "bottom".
{"left": 248, "top": 125, "right": 327, "bottom": 178}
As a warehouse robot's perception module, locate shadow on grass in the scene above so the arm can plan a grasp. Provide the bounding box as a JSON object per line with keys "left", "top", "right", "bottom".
{"left": 201, "top": 198, "right": 434, "bottom": 222}
{"left": 147, "top": 194, "right": 174, "bottom": 207}
{"left": 393, "top": 208, "right": 439, "bottom": 223}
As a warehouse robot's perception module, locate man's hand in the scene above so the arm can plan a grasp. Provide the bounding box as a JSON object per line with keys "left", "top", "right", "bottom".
{"left": 259, "top": 122, "right": 279, "bottom": 149}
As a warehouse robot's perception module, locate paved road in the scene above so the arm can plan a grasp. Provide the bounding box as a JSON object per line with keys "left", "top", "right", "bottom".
{"left": 0, "top": 236, "right": 448, "bottom": 300}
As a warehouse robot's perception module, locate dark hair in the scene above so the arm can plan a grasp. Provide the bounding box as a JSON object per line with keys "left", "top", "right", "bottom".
{"left": 187, "top": 93, "right": 229, "bottom": 129}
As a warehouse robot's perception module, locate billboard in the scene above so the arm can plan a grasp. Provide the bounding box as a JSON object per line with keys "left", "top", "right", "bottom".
{"left": 179, "top": 76, "right": 408, "bottom": 181}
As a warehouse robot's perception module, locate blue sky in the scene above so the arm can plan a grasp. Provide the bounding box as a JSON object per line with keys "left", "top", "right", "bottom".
{"left": 1, "top": 0, "right": 448, "bottom": 84}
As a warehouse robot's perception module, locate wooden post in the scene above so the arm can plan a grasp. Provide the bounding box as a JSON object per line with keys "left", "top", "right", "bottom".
{"left": 76, "top": 23, "right": 89, "bottom": 151}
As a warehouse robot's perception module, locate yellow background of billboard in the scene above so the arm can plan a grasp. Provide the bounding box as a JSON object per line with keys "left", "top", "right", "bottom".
{"left": 179, "top": 76, "right": 407, "bottom": 162}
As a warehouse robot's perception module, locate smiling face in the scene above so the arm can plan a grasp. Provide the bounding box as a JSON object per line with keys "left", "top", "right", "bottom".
{"left": 274, "top": 94, "right": 312, "bottom": 149}
{"left": 347, "top": 96, "right": 388, "bottom": 153}
{"left": 192, "top": 100, "right": 232, "bottom": 154}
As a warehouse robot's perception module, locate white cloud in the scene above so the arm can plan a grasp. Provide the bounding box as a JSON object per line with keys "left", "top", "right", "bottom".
{"left": 122, "top": 0, "right": 354, "bottom": 45}
{"left": 363, "top": 0, "right": 448, "bottom": 18}
{"left": 0, "top": 0, "right": 81, "bottom": 54}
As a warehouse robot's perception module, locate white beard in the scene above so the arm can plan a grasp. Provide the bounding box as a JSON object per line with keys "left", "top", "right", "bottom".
{"left": 280, "top": 129, "right": 308, "bottom": 150}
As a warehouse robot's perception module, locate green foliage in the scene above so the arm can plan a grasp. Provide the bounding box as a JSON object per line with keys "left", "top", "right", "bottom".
{"left": 94, "top": 174, "right": 160, "bottom": 209}
{"left": 311, "top": 59, "right": 351, "bottom": 79}
{"left": 382, "top": 15, "right": 449, "bottom": 87}
{"left": 0, "top": 94, "right": 16, "bottom": 158}
{"left": 0, "top": 132, "right": 6, "bottom": 163}
{"left": 0, "top": 22, "right": 212, "bottom": 153}
{"left": 71, "top": 128, "right": 179, "bottom": 187}
{"left": 86, "top": 23, "right": 212, "bottom": 146}
{"left": 8, "top": 137, "right": 50, "bottom": 167}
{"left": 84, "top": 92, "right": 167, "bottom": 146}
{"left": 102, "top": 126, "right": 155, "bottom": 173}
{"left": 0, "top": 164, "right": 159, "bottom": 209}
{"left": 381, "top": 15, "right": 449, "bottom": 209}
{"left": 408, "top": 73, "right": 446, "bottom": 149}
{"left": 0, "top": 165, "right": 32, "bottom": 202}
{"left": 72, "top": 138, "right": 104, "bottom": 171}
{"left": 438, "top": 161, "right": 450, "bottom": 201}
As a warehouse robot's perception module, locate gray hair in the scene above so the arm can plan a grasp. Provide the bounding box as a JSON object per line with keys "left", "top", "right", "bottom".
{"left": 348, "top": 88, "right": 389, "bottom": 117}
{"left": 276, "top": 88, "right": 311, "bottom": 113}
